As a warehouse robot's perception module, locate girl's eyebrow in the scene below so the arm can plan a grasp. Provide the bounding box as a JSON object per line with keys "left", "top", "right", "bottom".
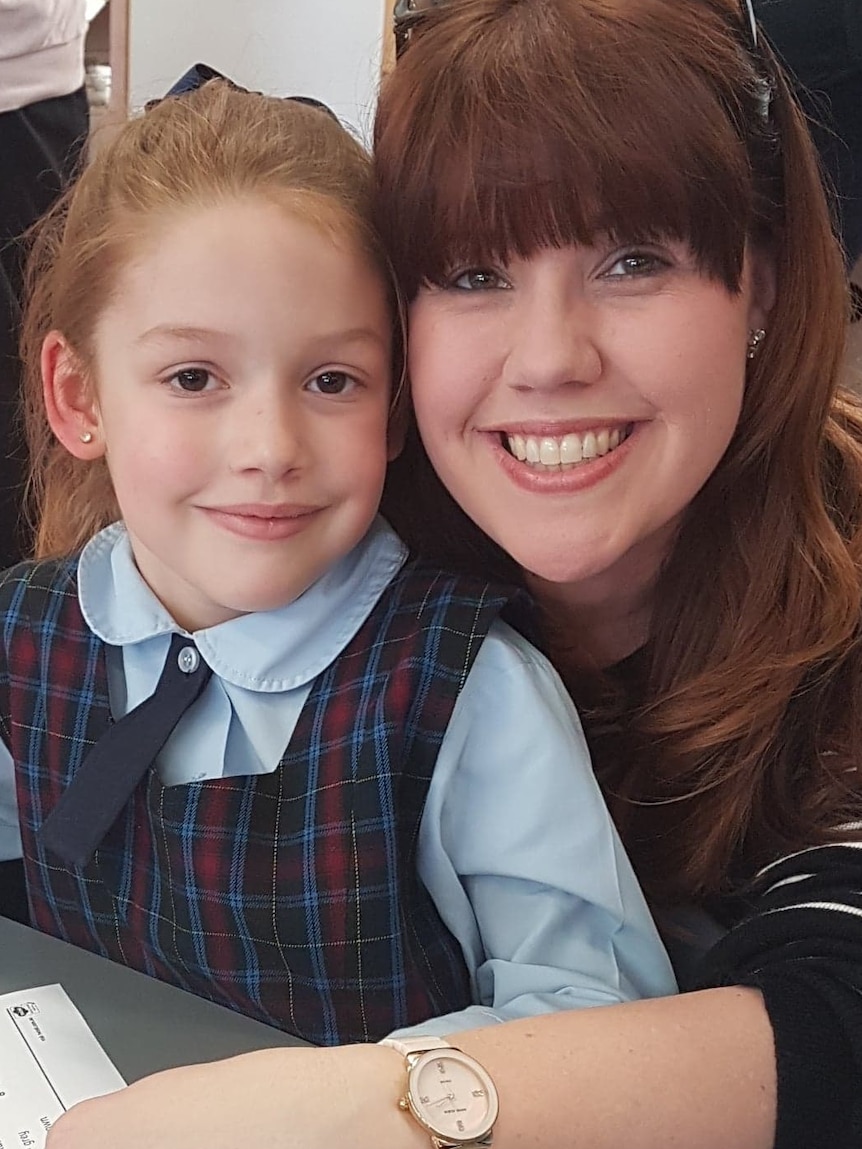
{"left": 311, "top": 326, "right": 390, "bottom": 348}
{"left": 136, "top": 324, "right": 389, "bottom": 350}
{"left": 135, "top": 324, "right": 232, "bottom": 346}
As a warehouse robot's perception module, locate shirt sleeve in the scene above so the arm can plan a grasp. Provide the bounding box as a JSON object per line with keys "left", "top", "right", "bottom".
{"left": 391, "top": 620, "right": 677, "bottom": 1039}
{"left": 695, "top": 839, "right": 862, "bottom": 1149}
{"left": 0, "top": 738, "right": 20, "bottom": 863}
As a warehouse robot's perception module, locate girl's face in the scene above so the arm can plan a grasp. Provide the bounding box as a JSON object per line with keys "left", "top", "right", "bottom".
{"left": 408, "top": 239, "right": 772, "bottom": 604}
{"left": 50, "top": 197, "right": 395, "bottom": 631}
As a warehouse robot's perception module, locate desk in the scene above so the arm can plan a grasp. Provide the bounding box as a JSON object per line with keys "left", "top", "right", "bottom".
{"left": 0, "top": 917, "right": 304, "bottom": 1082}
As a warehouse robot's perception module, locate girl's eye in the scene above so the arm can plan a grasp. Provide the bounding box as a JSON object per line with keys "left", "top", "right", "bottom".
{"left": 167, "top": 367, "right": 217, "bottom": 393}
{"left": 449, "top": 268, "right": 508, "bottom": 291}
{"left": 604, "top": 251, "right": 670, "bottom": 278}
{"left": 306, "top": 371, "right": 356, "bottom": 396}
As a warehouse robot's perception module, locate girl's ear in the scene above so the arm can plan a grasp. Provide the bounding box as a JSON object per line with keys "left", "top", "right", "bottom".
{"left": 42, "top": 331, "right": 105, "bottom": 459}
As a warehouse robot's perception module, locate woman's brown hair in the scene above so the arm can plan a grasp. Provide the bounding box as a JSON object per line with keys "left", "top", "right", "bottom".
{"left": 375, "top": 0, "right": 862, "bottom": 903}
{"left": 22, "top": 80, "right": 400, "bottom": 558}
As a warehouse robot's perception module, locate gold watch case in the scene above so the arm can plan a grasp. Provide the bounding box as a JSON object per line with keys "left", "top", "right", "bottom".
{"left": 398, "top": 1046, "right": 499, "bottom": 1148}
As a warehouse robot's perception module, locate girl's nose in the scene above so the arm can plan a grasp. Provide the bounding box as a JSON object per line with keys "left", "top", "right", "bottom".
{"left": 229, "top": 389, "right": 304, "bottom": 479}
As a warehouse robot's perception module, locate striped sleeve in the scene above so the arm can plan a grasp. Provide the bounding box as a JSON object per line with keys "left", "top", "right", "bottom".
{"left": 696, "top": 836, "right": 862, "bottom": 1149}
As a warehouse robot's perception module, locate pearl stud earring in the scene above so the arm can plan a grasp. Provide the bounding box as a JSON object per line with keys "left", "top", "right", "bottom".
{"left": 79, "top": 431, "right": 93, "bottom": 444}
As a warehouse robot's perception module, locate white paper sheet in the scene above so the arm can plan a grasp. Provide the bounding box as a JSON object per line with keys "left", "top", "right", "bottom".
{"left": 0, "top": 984, "right": 125, "bottom": 1148}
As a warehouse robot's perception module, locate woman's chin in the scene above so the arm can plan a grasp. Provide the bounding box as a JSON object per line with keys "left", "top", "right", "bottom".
{"left": 495, "top": 539, "right": 617, "bottom": 589}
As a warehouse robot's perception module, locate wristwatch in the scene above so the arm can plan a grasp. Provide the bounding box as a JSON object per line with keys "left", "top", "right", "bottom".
{"left": 380, "top": 1035, "right": 500, "bottom": 1148}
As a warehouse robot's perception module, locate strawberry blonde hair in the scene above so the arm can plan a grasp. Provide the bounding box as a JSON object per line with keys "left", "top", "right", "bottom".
{"left": 22, "top": 80, "right": 401, "bottom": 559}
{"left": 375, "top": 0, "right": 862, "bottom": 902}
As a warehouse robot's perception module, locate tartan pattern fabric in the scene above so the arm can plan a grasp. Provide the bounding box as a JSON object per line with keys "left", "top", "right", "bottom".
{"left": 0, "top": 556, "right": 509, "bottom": 1045}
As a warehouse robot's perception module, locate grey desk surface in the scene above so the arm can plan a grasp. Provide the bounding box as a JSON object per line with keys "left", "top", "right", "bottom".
{"left": 0, "top": 916, "right": 304, "bottom": 1082}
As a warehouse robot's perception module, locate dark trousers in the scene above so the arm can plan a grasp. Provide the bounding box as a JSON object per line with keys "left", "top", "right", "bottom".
{"left": 0, "top": 858, "right": 28, "bottom": 924}
{"left": 0, "top": 86, "right": 87, "bottom": 923}
{"left": 0, "top": 86, "right": 89, "bottom": 570}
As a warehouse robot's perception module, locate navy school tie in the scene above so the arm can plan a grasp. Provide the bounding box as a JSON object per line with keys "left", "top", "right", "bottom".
{"left": 37, "top": 633, "right": 213, "bottom": 869}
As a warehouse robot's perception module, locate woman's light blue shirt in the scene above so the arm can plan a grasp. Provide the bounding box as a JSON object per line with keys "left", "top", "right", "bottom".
{"left": 0, "top": 518, "right": 676, "bottom": 1035}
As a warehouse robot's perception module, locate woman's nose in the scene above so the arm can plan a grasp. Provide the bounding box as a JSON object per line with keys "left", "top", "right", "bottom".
{"left": 501, "top": 284, "right": 603, "bottom": 393}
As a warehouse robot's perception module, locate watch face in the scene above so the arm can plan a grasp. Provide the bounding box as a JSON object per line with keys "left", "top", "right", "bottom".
{"left": 408, "top": 1049, "right": 499, "bottom": 1142}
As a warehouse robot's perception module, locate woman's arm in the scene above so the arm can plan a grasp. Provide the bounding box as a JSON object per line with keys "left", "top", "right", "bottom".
{"left": 46, "top": 842, "right": 862, "bottom": 1149}
{"left": 46, "top": 986, "right": 776, "bottom": 1149}
{"left": 457, "top": 986, "right": 776, "bottom": 1148}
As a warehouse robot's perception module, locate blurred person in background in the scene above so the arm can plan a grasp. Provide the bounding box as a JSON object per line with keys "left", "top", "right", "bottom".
{"left": 0, "top": 0, "right": 89, "bottom": 923}
{"left": 758, "top": 0, "right": 862, "bottom": 312}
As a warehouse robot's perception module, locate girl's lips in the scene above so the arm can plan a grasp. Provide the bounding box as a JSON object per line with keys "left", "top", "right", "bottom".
{"left": 201, "top": 505, "right": 321, "bottom": 541}
{"left": 206, "top": 503, "right": 319, "bottom": 517}
{"left": 485, "top": 421, "right": 641, "bottom": 493}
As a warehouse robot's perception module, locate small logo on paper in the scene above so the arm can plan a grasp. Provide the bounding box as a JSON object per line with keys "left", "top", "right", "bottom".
{"left": 9, "top": 1001, "right": 40, "bottom": 1018}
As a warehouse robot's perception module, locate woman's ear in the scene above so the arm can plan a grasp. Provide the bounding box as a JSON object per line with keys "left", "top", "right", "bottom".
{"left": 748, "top": 247, "right": 777, "bottom": 328}
{"left": 42, "top": 331, "right": 104, "bottom": 459}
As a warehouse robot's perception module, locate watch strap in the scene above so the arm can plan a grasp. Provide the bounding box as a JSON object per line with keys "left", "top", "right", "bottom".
{"left": 380, "top": 1035, "right": 453, "bottom": 1056}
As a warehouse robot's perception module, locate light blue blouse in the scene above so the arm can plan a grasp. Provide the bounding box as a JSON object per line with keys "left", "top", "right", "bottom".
{"left": 0, "top": 518, "right": 676, "bottom": 1036}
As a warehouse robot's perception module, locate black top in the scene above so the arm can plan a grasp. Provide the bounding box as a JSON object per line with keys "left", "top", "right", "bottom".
{"left": 697, "top": 843, "right": 862, "bottom": 1147}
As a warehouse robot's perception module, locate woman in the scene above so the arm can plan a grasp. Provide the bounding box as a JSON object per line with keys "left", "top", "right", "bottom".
{"left": 47, "top": 1, "right": 862, "bottom": 1147}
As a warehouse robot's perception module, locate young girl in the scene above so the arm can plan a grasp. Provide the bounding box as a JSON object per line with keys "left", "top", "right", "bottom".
{"left": 0, "top": 79, "right": 674, "bottom": 1047}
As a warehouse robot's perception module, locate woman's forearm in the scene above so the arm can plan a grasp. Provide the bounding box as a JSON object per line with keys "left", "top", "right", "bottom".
{"left": 453, "top": 987, "right": 776, "bottom": 1149}
{"left": 48, "top": 986, "right": 775, "bottom": 1149}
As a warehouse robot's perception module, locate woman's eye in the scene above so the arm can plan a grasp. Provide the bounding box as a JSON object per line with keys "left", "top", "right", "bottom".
{"left": 604, "top": 251, "right": 669, "bottom": 278}
{"left": 449, "top": 268, "right": 507, "bottom": 291}
{"left": 306, "top": 371, "right": 356, "bottom": 396}
{"left": 167, "top": 367, "right": 217, "bottom": 393}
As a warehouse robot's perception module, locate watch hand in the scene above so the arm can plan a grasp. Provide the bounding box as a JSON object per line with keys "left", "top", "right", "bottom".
{"left": 428, "top": 1093, "right": 456, "bottom": 1107}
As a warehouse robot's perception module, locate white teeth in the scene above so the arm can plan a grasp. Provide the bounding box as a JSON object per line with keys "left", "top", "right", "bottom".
{"left": 559, "top": 433, "right": 583, "bottom": 464}
{"left": 539, "top": 438, "right": 560, "bottom": 465}
{"left": 504, "top": 425, "right": 629, "bottom": 469}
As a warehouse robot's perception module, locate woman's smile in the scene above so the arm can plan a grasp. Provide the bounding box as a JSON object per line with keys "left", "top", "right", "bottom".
{"left": 502, "top": 423, "right": 634, "bottom": 468}
{"left": 484, "top": 421, "right": 640, "bottom": 495}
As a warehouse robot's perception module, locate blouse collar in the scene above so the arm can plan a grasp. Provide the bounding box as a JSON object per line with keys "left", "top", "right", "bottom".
{"left": 78, "top": 517, "right": 409, "bottom": 692}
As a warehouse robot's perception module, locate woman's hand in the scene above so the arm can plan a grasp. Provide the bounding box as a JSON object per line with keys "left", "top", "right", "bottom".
{"left": 45, "top": 1043, "right": 423, "bottom": 1149}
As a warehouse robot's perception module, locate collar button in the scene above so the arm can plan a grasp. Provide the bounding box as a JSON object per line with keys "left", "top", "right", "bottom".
{"left": 177, "top": 645, "right": 200, "bottom": 674}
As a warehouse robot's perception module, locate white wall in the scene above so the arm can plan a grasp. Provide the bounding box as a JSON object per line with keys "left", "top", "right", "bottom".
{"left": 128, "top": 0, "right": 385, "bottom": 141}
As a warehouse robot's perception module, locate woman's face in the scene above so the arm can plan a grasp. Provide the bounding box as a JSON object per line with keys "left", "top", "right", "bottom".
{"left": 408, "top": 239, "right": 772, "bottom": 598}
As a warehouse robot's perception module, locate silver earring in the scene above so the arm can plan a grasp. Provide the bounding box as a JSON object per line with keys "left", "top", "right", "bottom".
{"left": 79, "top": 431, "right": 93, "bottom": 444}
{"left": 747, "top": 328, "right": 766, "bottom": 360}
